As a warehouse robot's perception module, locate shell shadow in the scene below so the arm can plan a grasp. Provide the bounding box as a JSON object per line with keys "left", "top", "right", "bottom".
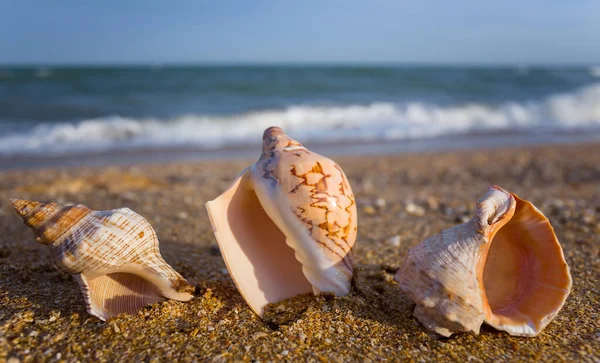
{"left": 347, "top": 263, "right": 417, "bottom": 331}
{"left": 252, "top": 262, "right": 423, "bottom": 334}
{"left": 0, "top": 262, "right": 89, "bottom": 325}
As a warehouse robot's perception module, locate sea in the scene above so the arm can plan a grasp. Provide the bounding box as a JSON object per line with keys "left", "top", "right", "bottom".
{"left": 1, "top": 65, "right": 599, "bottom": 167}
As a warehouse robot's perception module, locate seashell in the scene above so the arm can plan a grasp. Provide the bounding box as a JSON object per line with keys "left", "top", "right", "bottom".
{"left": 205, "top": 126, "right": 357, "bottom": 316}
{"left": 11, "top": 198, "right": 193, "bottom": 321}
{"left": 395, "top": 186, "right": 571, "bottom": 337}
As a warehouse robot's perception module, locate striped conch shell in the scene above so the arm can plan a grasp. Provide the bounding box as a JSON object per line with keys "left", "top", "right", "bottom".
{"left": 395, "top": 186, "right": 572, "bottom": 337}
{"left": 11, "top": 199, "right": 193, "bottom": 321}
{"left": 206, "top": 126, "right": 357, "bottom": 316}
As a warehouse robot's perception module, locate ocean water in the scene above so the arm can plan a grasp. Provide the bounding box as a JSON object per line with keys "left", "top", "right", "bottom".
{"left": 0, "top": 65, "right": 599, "bottom": 157}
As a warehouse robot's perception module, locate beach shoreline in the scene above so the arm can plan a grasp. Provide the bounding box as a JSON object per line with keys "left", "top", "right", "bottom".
{"left": 1, "top": 131, "right": 599, "bottom": 171}
{"left": 0, "top": 142, "right": 598, "bottom": 361}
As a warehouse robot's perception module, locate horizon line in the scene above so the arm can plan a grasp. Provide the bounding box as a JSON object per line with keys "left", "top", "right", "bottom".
{"left": 0, "top": 60, "right": 599, "bottom": 68}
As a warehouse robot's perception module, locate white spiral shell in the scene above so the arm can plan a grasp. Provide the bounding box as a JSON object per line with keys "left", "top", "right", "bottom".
{"left": 11, "top": 199, "right": 193, "bottom": 321}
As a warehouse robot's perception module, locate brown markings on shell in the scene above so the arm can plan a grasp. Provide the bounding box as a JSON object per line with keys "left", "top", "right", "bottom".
{"left": 289, "top": 161, "right": 355, "bottom": 256}
{"left": 290, "top": 165, "right": 354, "bottom": 269}
{"left": 258, "top": 129, "right": 357, "bottom": 272}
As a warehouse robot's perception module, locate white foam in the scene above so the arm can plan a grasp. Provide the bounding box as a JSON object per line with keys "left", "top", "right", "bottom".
{"left": 589, "top": 66, "right": 600, "bottom": 78}
{"left": 1, "top": 82, "right": 600, "bottom": 156}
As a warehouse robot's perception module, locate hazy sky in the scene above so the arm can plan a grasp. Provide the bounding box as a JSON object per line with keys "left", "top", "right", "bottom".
{"left": 1, "top": 0, "right": 599, "bottom": 65}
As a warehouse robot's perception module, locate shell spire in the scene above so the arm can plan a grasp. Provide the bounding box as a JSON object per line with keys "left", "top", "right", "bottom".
{"left": 11, "top": 198, "right": 193, "bottom": 321}
{"left": 11, "top": 198, "right": 91, "bottom": 245}
{"left": 261, "top": 126, "right": 303, "bottom": 156}
{"left": 10, "top": 198, "right": 41, "bottom": 218}
{"left": 395, "top": 186, "right": 571, "bottom": 337}
{"left": 206, "top": 126, "right": 357, "bottom": 316}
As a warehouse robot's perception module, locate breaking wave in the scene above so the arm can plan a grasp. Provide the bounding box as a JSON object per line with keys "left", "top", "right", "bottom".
{"left": 1, "top": 82, "right": 600, "bottom": 156}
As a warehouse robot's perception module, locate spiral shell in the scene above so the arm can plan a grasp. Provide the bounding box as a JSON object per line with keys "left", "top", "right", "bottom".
{"left": 205, "top": 127, "right": 357, "bottom": 316}
{"left": 11, "top": 199, "right": 193, "bottom": 321}
{"left": 395, "top": 186, "right": 572, "bottom": 337}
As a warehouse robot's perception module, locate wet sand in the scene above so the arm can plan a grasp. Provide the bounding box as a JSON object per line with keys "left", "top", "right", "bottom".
{"left": 0, "top": 143, "right": 599, "bottom": 361}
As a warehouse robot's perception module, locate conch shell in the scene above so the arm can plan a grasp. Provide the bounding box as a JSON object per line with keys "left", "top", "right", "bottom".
{"left": 11, "top": 199, "right": 193, "bottom": 321}
{"left": 395, "top": 186, "right": 571, "bottom": 337}
{"left": 206, "top": 127, "right": 357, "bottom": 316}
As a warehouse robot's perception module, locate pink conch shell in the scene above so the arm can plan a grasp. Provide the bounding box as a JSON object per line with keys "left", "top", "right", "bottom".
{"left": 395, "top": 186, "right": 572, "bottom": 337}
{"left": 205, "top": 127, "right": 357, "bottom": 316}
{"left": 11, "top": 199, "right": 193, "bottom": 321}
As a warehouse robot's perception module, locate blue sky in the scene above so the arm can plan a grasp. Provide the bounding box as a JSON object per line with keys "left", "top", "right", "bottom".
{"left": 1, "top": 0, "right": 599, "bottom": 65}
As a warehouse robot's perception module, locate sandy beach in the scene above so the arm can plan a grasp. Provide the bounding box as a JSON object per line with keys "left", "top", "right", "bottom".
{"left": 0, "top": 142, "right": 598, "bottom": 362}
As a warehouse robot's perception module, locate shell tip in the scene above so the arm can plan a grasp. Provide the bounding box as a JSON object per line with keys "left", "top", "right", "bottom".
{"left": 10, "top": 198, "right": 40, "bottom": 219}
{"left": 477, "top": 186, "right": 515, "bottom": 226}
{"left": 489, "top": 185, "right": 508, "bottom": 193}
{"left": 263, "top": 126, "right": 285, "bottom": 140}
{"left": 10, "top": 197, "right": 24, "bottom": 208}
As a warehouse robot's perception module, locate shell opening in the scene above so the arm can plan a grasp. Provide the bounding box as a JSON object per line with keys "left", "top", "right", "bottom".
{"left": 76, "top": 263, "right": 192, "bottom": 321}
{"left": 205, "top": 170, "right": 313, "bottom": 316}
{"left": 480, "top": 196, "right": 571, "bottom": 336}
{"left": 79, "top": 273, "right": 166, "bottom": 321}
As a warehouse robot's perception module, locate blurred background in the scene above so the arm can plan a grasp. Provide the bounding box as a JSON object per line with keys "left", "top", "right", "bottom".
{"left": 1, "top": 1, "right": 599, "bottom": 167}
